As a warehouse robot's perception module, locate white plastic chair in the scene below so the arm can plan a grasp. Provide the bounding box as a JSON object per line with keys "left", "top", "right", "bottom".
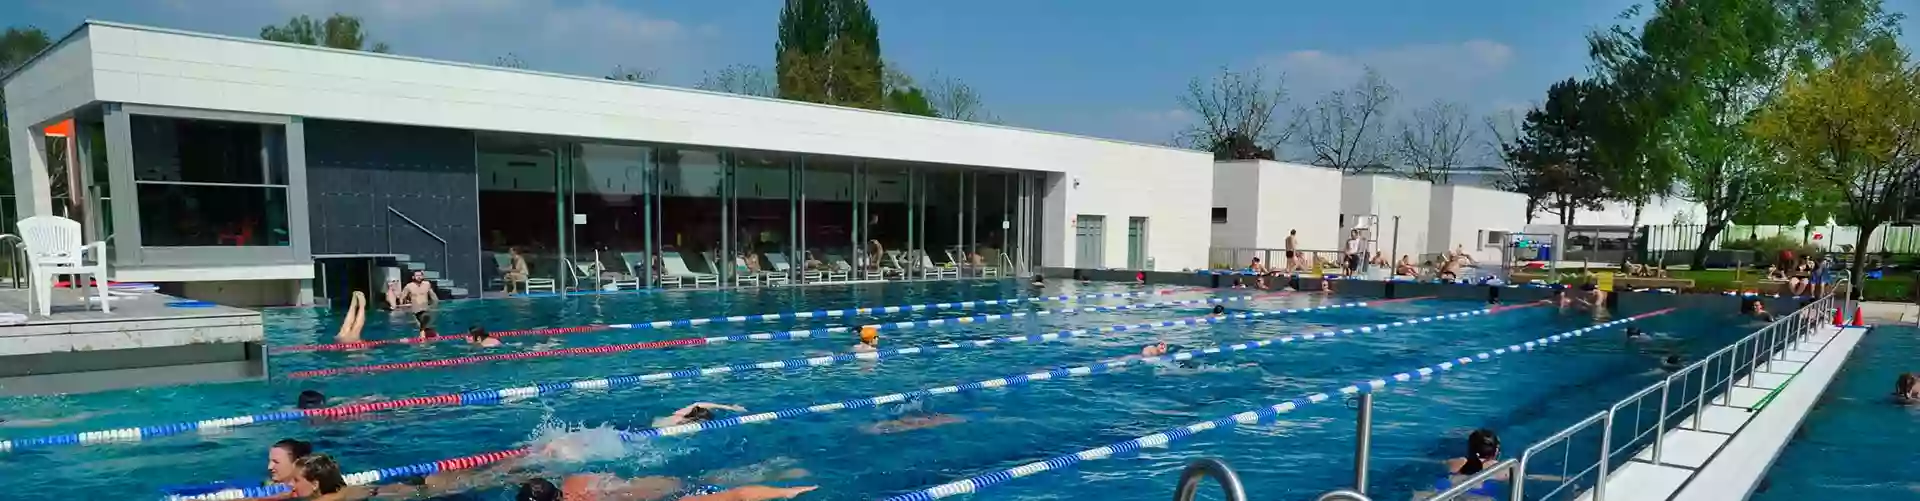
{"left": 19, "top": 216, "right": 111, "bottom": 316}
{"left": 662, "top": 251, "right": 719, "bottom": 287}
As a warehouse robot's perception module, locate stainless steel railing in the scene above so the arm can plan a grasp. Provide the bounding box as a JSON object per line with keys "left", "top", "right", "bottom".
{"left": 386, "top": 206, "right": 450, "bottom": 285}
{"left": 0, "top": 234, "right": 25, "bottom": 289}
{"left": 1172, "top": 459, "right": 1248, "bottom": 501}
{"left": 1446, "top": 278, "right": 1850, "bottom": 501}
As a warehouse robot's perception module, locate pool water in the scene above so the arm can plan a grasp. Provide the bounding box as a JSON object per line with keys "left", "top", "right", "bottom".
{"left": 0, "top": 280, "right": 1766, "bottom": 501}
{"left": 1755, "top": 325, "right": 1920, "bottom": 500}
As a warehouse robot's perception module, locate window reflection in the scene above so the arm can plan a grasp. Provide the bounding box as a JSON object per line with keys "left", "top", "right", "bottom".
{"left": 129, "top": 115, "right": 291, "bottom": 247}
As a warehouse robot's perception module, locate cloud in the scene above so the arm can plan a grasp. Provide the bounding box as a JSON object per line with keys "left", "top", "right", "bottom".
{"left": 1263, "top": 40, "right": 1518, "bottom": 113}
{"left": 253, "top": 0, "right": 704, "bottom": 81}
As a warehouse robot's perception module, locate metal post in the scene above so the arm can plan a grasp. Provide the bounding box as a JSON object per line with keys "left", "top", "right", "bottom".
{"left": 1390, "top": 216, "right": 1400, "bottom": 266}
{"left": 1354, "top": 392, "right": 1373, "bottom": 495}
{"left": 1652, "top": 379, "right": 1669, "bottom": 466}
{"left": 1597, "top": 411, "right": 1613, "bottom": 501}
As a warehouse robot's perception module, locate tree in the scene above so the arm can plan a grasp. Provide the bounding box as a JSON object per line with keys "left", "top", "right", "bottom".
{"left": 1395, "top": 100, "right": 1474, "bottom": 183}
{"left": 260, "top": 14, "right": 391, "bottom": 52}
{"left": 1505, "top": 79, "right": 1609, "bottom": 225}
{"left": 1296, "top": 67, "right": 1396, "bottom": 173}
{"left": 1580, "top": 73, "right": 1677, "bottom": 256}
{"left": 775, "top": 0, "right": 884, "bottom": 109}
{"left": 492, "top": 53, "right": 528, "bottom": 69}
{"left": 1174, "top": 66, "right": 1290, "bottom": 161}
{"left": 1, "top": 26, "right": 53, "bottom": 184}
{"left": 1483, "top": 109, "right": 1535, "bottom": 221}
{"left": 881, "top": 65, "right": 936, "bottom": 117}
{"left": 1587, "top": 0, "right": 1892, "bottom": 268}
{"left": 696, "top": 64, "right": 778, "bottom": 97}
{"left": 607, "top": 65, "right": 657, "bottom": 83}
{"left": 1752, "top": 35, "right": 1919, "bottom": 290}
{"left": 927, "top": 74, "right": 996, "bottom": 123}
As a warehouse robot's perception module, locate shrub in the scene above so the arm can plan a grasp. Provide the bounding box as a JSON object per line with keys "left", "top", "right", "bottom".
{"left": 1721, "top": 234, "right": 1818, "bottom": 266}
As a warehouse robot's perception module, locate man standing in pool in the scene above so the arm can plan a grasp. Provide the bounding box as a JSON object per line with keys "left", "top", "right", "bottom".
{"left": 400, "top": 270, "right": 438, "bottom": 337}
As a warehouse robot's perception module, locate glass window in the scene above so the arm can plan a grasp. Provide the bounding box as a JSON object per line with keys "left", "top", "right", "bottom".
{"left": 478, "top": 133, "right": 563, "bottom": 293}
{"left": 657, "top": 147, "right": 730, "bottom": 284}
{"left": 129, "top": 115, "right": 290, "bottom": 247}
{"left": 733, "top": 150, "right": 797, "bottom": 283}
{"left": 863, "top": 163, "right": 909, "bottom": 279}
{"left": 802, "top": 157, "right": 859, "bottom": 281}
{"left": 572, "top": 143, "right": 654, "bottom": 287}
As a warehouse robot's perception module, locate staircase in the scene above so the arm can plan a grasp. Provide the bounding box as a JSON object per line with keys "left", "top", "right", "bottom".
{"left": 379, "top": 254, "right": 470, "bottom": 299}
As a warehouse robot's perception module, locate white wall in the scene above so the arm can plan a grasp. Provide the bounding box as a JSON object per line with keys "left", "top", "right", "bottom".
{"left": 1429, "top": 185, "right": 1527, "bottom": 262}
{"left": 1255, "top": 161, "right": 1342, "bottom": 251}
{"left": 1066, "top": 147, "right": 1213, "bottom": 271}
{"left": 1210, "top": 161, "right": 1262, "bottom": 248}
{"left": 4, "top": 30, "right": 96, "bottom": 218}
{"left": 1340, "top": 175, "right": 1432, "bottom": 261}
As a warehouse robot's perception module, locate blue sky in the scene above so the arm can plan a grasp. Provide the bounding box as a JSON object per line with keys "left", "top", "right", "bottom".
{"left": 9, "top": 0, "right": 1918, "bottom": 149}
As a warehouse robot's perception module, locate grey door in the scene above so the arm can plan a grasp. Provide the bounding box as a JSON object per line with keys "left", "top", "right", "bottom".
{"left": 1127, "top": 217, "right": 1148, "bottom": 269}
{"left": 1075, "top": 215, "right": 1105, "bottom": 269}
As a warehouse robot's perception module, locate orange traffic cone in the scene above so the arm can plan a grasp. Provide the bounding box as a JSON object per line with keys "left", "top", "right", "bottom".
{"left": 1852, "top": 306, "right": 1866, "bottom": 326}
{"left": 1833, "top": 307, "right": 1845, "bottom": 325}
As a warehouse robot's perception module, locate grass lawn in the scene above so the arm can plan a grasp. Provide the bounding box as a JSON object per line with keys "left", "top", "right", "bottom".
{"left": 1664, "top": 268, "right": 1912, "bottom": 300}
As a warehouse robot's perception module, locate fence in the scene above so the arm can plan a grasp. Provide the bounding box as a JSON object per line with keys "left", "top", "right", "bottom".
{"left": 1645, "top": 224, "right": 1920, "bottom": 255}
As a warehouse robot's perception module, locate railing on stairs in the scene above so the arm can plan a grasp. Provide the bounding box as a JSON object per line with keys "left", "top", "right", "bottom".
{"left": 1172, "top": 459, "right": 1248, "bottom": 501}
{"left": 386, "top": 206, "right": 450, "bottom": 292}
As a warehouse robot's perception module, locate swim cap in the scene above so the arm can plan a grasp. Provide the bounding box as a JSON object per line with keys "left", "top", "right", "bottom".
{"left": 860, "top": 325, "right": 879, "bottom": 342}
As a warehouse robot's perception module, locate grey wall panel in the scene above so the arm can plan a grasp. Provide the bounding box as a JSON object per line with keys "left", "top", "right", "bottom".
{"left": 303, "top": 120, "right": 481, "bottom": 291}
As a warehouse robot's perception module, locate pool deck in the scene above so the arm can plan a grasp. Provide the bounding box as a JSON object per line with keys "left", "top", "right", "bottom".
{"left": 1577, "top": 324, "right": 1867, "bottom": 501}
{"left": 0, "top": 289, "right": 265, "bottom": 396}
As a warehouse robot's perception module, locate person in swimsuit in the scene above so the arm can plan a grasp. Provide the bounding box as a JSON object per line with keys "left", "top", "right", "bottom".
{"left": 1895, "top": 373, "right": 1919, "bottom": 405}
{"left": 468, "top": 327, "right": 503, "bottom": 348}
{"left": 653, "top": 403, "right": 747, "bottom": 428}
{"left": 267, "top": 439, "right": 314, "bottom": 492}
{"left": 1284, "top": 230, "right": 1301, "bottom": 271}
{"left": 382, "top": 280, "right": 403, "bottom": 310}
{"left": 288, "top": 454, "right": 380, "bottom": 501}
{"left": 863, "top": 413, "right": 966, "bottom": 434}
{"left": 336, "top": 291, "right": 367, "bottom": 344}
{"left": 517, "top": 476, "right": 816, "bottom": 501}
{"left": 502, "top": 247, "right": 531, "bottom": 294}
{"left": 401, "top": 270, "right": 439, "bottom": 337}
{"left": 1212, "top": 305, "right": 1227, "bottom": 316}
{"left": 851, "top": 327, "right": 879, "bottom": 353}
{"left": 1029, "top": 274, "right": 1045, "bottom": 289}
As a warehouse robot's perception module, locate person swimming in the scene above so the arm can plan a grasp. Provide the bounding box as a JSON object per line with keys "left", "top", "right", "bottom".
{"left": 298, "top": 390, "right": 328, "bottom": 410}
{"left": 864, "top": 413, "right": 967, "bottom": 434}
{"left": 1211, "top": 305, "right": 1226, "bottom": 316}
{"left": 336, "top": 291, "right": 366, "bottom": 344}
{"left": 517, "top": 475, "right": 816, "bottom": 501}
{"left": 852, "top": 326, "right": 880, "bottom": 353}
{"left": 1030, "top": 274, "right": 1045, "bottom": 288}
{"left": 467, "top": 326, "right": 503, "bottom": 348}
{"left": 1896, "top": 373, "right": 1919, "bottom": 405}
{"left": 267, "top": 439, "right": 314, "bottom": 487}
{"left": 1661, "top": 354, "right": 1686, "bottom": 372}
{"left": 653, "top": 403, "right": 747, "bottom": 428}
{"left": 1626, "top": 326, "right": 1652, "bottom": 342}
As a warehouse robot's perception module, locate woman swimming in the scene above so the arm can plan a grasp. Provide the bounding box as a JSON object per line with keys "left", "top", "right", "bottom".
{"left": 1895, "top": 373, "right": 1919, "bottom": 405}
{"left": 654, "top": 403, "right": 747, "bottom": 427}
{"left": 517, "top": 476, "right": 815, "bottom": 501}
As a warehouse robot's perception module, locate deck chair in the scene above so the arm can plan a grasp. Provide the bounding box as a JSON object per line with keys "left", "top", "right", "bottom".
{"left": 733, "top": 256, "right": 762, "bottom": 287}
{"left": 489, "top": 253, "right": 511, "bottom": 290}
{"left": 661, "top": 251, "right": 719, "bottom": 287}
{"left": 772, "top": 252, "right": 824, "bottom": 283}
{"left": 825, "top": 255, "right": 854, "bottom": 281}
{"left": 564, "top": 258, "right": 602, "bottom": 291}
{"left": 757, "top": 254, "right": 792, "bottom": 286}
{"left": 921, "top": 252, "right": 959, "bottom": 279}
{"left": 620, "top": 251, "right": 667, "bottom": 289}
{"left": 19, "top": 216, "right": 111, "bottom": 316}
{"left": 948, "top": 249, "right": 996, "bottom": 277}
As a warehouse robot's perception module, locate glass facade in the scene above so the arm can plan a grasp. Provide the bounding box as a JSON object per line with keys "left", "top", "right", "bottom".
{"left": 128, "top": 116, "right": 291, "bottom": 247}
{"left": 473, "top": 132, "right": 1041, "bottom": 295}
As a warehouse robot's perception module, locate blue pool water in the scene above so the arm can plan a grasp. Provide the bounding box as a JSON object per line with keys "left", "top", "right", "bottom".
{"left": 1756, "top": 325, "right": 1920, "bottom": 500}
{"left": 0, "top": 280, "right": 1769, "bottom": 501}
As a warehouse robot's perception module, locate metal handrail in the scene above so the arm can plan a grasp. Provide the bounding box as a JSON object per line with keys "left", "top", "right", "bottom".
{"left": 1427, "top": 459, "right": 1518, "bottom": 500}
{"left": 1172, "top": 458, "right": 1247, "bottom": 501}
{"left": 1314, "top": 490, "right": 1372, "bottom": 501}
{"left": 386, "top": 206, "right": 450, "bottom": 289}
{"left": 1508, "top": 277, "right": 1850, "bottom": 500}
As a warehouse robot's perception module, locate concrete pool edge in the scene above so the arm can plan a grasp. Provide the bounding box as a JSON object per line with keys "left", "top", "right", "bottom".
{"left": 1572, "top": 324, "right": 1867, "bottom": 501}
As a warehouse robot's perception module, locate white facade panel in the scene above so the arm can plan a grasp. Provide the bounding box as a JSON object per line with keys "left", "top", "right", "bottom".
{"left": 1339, "top": 175, "right": 1432, "bottom": 261}
{"left": 1209, "top": 161, "right": 1261, "bottom": 249}
{"left": 1255, "top": 161, "right": 1341, "bottom": 252}
{"left": 1067, "top": 146, "right": 1212, "bottom": 271}
{"left": 1430, "top": 185, "right": 1527, "bottom": 263}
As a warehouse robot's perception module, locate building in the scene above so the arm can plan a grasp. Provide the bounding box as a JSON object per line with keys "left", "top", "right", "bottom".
{"left": 3, "top": 21, "right": 1214, "bottom": 306}
{"left": 1212, "top": 160, "right": 1527, "bottom": 267}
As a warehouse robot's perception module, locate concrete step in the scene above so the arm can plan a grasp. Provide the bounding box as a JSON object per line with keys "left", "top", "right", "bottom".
{"left": 445, "top": 287, "right": 469, "bottom": 298}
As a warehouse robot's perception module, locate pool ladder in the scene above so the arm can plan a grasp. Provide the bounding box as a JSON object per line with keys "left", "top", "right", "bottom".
{"left": 1172, "top": 459, "right": 1247, "bottom": 501}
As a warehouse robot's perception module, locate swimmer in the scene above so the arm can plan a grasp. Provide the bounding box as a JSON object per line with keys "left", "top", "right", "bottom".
{"left": 1625, "top": 326, "right": 1652, "bottom": 342}
{"left": 1030, "top": 274, "right": 1045, "bottom": 288}
{"left": 863, "top": 413, "right": 966, "bottom": 434}
{"left": 268, "top": 439, "right": 314, "bottom": 486}
{"left": 336, "top": 291, "right": 366, "bottom": 344}
{"left": 289, "top": 454, "right": 379, "bottom": 501}
{"left": 298, "top": 390, "right": 328, "bottom": 410}
{"left": 0, "top": 411, "right": 98, "bottom": 428}
{"left": 1211, "top": 305, "right": 1226, "bottom": 316}
{"left": 1141, "top": 342, "right": 1169, "bottom": 357}
{"left": 852, "top": 326, "right": 880, "bottom": 353}
{"left": 1661, "top": 354, "right": 1686, "bottom": 372}
{"left": 467, "top": 327, "right": 503, "bottom": 348}
{"left": 1427, "top": 429, "right": 1559, "bottom": 498}
{"left": 1748, "top": 299, "right": 1778, "bottom": 322}
{"left": 1231, "top": 278, "right": 1247, "bottom": 289}
{"left": 518, "top": 476, "right": 816, "bottom": 501}
{"left": 653, "top": 402, "right": 747, "bottom": 427}
{"left": 1896, "top": 373, "right": 1919, "bottom": 405}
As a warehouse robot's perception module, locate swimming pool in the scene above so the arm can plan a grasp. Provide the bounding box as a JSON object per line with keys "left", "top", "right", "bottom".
{"left": 0, "top": 280, "right": 1769, "bottom": 501}
{"left": 1754, "top": 324, "right": 1920, "bottom": 500}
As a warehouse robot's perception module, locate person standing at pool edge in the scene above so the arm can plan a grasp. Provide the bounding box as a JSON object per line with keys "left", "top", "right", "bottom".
{"left": 401, "top": 270, "right": 438, "bottom": 337}
{"left": 1343, "top": 230, "right": 1365, "bottom": 277}
{"left": 1285, "top": 229, "right": 1300, "bottom": 271}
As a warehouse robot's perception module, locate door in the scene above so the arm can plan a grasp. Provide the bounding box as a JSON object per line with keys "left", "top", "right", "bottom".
{"left": 1127, "top": 217, "right": 1148, "bottom": 270}
{"left": 1075, "top": 215, "right": 1105, "bottom": 269}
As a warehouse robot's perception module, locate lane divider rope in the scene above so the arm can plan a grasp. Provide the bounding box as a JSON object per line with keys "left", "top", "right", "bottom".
{"left": 163, "top": 297, "right": 1500, "bottom": 501}
{"left": 17, "top": 292, "right": 1360, "bottom": 456}
{"left": 884, "top": 307, "right": 1676, "bottom": 501}
{"left": 284, "top": 291, "right": 1296, "bottom": 379}
{"left": 275, "top": 290, "right": 1181, "bottom": 353}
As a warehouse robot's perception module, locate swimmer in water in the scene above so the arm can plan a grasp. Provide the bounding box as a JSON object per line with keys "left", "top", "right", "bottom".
{"left": 336, "top": 291, "right": 366, "bottom": 344}
{"left": 653, "top": 402, "right": 747, "bottom": 427}
{"left": 1211, "top": 305, "right": 1226, "bottom": 316}
{"left": 288, "top": 454, "right": 381, "bottom": 501}
{"left": 0, "top": 411, "right": 99, "bottom": 428}
{"left": 1625, "top": 326, "right": 1652, "bottom": 342}
{"left": 298, "top": 390, "right": 328, "bottom": 410}
{"left": 467, "top": 326, "right": 503, "bottom": 348}
{"left": 517, "top": 476, "right": 816, "bottom": 501}
{"left": 1747, "top": 299, "right": 1778, "bottom": 322}
{"left": 864, "top": 413, "right": 966, "bottom": 434}
{"left": 1895, "top": 373, "right": 1919, "bottom": 405}
{"left": 267, "top": 439, "right": 314, "bottom": 489}
{"left": 1660, "top": 354, "right": 1686, "bottom": 372}
{"left": 1141, "top": 342, "right": 1170, "bottom": 357}
{"left": 1030, "top": 274, "right": 1045, "bottom": 288}
{"left": 1424, "top": 429, "right": 1562, "bottom": 500}
{"left": 852, "top": 326, "right": 879, "bottom": 353}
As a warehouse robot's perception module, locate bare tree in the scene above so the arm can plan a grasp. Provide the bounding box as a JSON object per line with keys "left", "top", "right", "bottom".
{"left": 492, "top": 52, "right": 528, "bottom": 69}
{"left": 607, "top": 65, "right": 658, "bottom": 83}
{"left": 1296, "top": 67, "right": 1396, "bottom": 173}
{"left": 697, "top": 63, "right": 778, "bottom": 97}
{"left": 1175, "top": 66, "right": 1291, "bottom": 160}
{"left": 1483, "top": 108, "right": 1537, "bottom": 222}
{"left": 1395, "top": 100, "right": 1475, "bottom": 183}
{"left": 927, "top": 73, "right": 997, "bottom": 123}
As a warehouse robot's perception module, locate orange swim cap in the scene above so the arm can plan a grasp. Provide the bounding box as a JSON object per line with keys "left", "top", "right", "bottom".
{"left": 860, "top": 325, "right": 880, "bottom": 342}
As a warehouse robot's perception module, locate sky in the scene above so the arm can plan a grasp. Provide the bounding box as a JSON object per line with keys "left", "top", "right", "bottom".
{"left": 7, "top": 0, "right": 1919, "bottom": 152}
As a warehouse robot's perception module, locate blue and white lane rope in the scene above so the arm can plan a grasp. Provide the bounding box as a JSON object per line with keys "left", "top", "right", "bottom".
{"left": 289, "top": 291, "right": 1305, "bottom": 378}
{"left": 883, "top": 307, "right": 1677, "bottom": 501}
{"left": 279, "top": 289, "right": 1183, "bottom": 352}
{"left": 165, "top": 299, "right": 1493, "bottom": 500}
{"left": 10, "top": 293, "right": 1313, "bottom": 454}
